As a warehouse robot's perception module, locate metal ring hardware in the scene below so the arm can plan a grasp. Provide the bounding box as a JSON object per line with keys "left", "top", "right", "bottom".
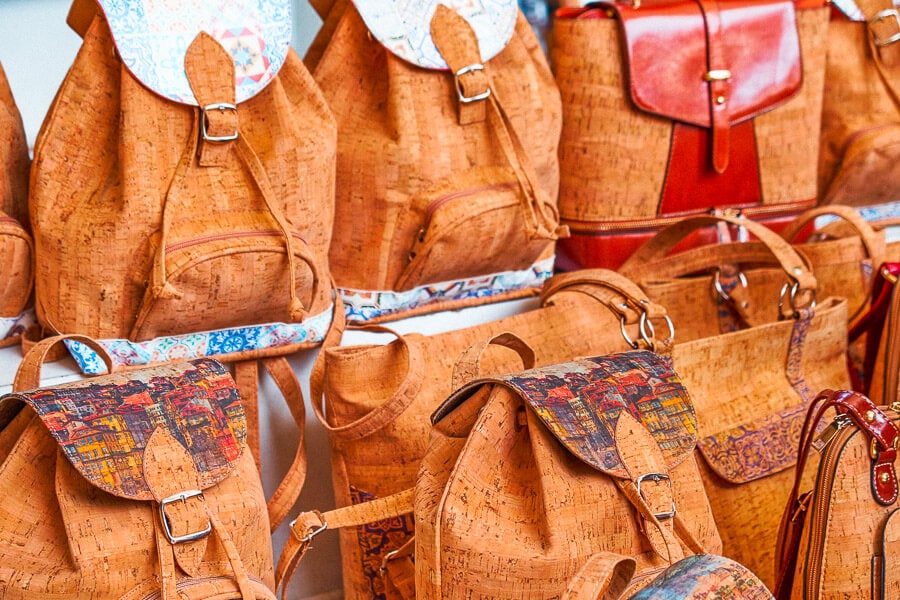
{"left": 379, "top": 549, "right": 401, "bottom": 573}
{"left": 713, "top": 269, "right": 749, "bottom": 305}
{"left": 635, "top": 473, "right": 676, "bottom": 521}
{"left": 871, "top": 436, "right": 899, "bottom": 461}
{"left": 620, "top": 315, "right": 641, "bottom": 350}
{"left": 703, "top": 69, "right": 732, "bottom": 81}
{"left": 639, "top": 312, "right": 675, "bottom": 351}
{"left": 869, "top": 9, "right": 900, "bottom": 47}
{"left": 159, "top": 489, "right": 212, "bottom": 545}
{"left": 454, "top": 64, "right": 492, "bottom": 104}
{"left": 201, "top": 102, "right": 239, "bottom": 142}
{"left": 778, "top": 282, "right": 817, "bottom": 319}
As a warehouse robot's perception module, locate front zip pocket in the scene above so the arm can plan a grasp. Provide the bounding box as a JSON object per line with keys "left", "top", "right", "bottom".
{"left": 395, "top": 166, "right": 556, "bottom": 291}
{"left": 131, "top": 230, "right": 322, "bottom": 341}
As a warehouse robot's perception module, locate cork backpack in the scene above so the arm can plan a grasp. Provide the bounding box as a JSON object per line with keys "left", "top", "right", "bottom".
{"left": 0, "top": 336, "right": 275, "bottom": 599}
{"left": 29, "top": 0, "right": 337, "bottom": 369}
{"left": 0, "top": 61, "right": 34, "bottom": 346}
{"left": 308, "top": 0, "right": 567, "bottom": 324}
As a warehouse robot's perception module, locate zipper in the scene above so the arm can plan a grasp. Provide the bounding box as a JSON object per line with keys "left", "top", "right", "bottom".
{"left": 165, "top": 230, "right": 307, "bottom": 253}
{"left": 804, "top": 421, "right": 854, "bottom": 598}
{"left": 416, "top": 182, "right": 518, "bottom": 243}
{"left": 561, "top": 200, "right": 816, "bottom": 234}
{"left": 138, "top": 575, "right": 270, "bottom": 600}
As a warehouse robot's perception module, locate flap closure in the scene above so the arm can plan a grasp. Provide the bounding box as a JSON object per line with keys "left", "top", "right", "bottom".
{"left": 604, "top": 0, "right": 802, "bottom": 127}
{"left": 0, "top": 358, "right": 245, "bottom": 500}
{"left": 696, "top": 401, "right": 808, "bottom": 483}
{"left": 96, "top": 0, "right": 292, "bottom": 105}
{"left": 439, "top": 351, "right": 698, "bottom": 478}
{"left": 351, "top": 0, "right": 518, "bottom": 70}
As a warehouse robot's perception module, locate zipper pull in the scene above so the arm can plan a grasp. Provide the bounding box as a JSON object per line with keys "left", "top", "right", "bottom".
{"left": 812, "top": 414, "right": 852, "bottom": 453}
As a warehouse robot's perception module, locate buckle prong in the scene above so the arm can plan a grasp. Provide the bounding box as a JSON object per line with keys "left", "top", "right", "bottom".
{"left": 635, "top": 473, "right": 676, "bottom": 520}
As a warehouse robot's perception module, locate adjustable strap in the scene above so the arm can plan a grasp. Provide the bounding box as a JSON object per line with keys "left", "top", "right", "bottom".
{"left": 857, "top": 0, "right": 900, "bottom": 109}
{"left": 696, "top": 0, "right": 731, "bottom": 173}
{"left": 275, "top": 488, "right": 415, "bottom": 598}
{"left": 450, "top": 331, "right": 536, "bottom": 391}
{"left": 429, "top": 5, "right": 567, "bottom": 243}
{"left": 14, "top": 334, "right": 114, "bottom": 392}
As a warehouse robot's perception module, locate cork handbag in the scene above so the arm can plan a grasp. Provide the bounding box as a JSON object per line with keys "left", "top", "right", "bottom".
{"left": 0, "top": 336, "right": 275, "bottom": 599}
{"left": 415, "top": 350, "right": 721, "bottom": 598}
{"left": 618, "top": 208, "right": 884, "bottom": 340}
{"left": 310, "top": 1, "right": 568, "bottom": 324}
{"left": 551, "top": 0, "right": 830, "bottom": 270}
{"left": 0, "top": 61, "right": 34, "bottom": 347}
{"left": 848, "top": 262, "right": 900, "bottom": 405}
{"left": 628, "top": 217, "right": 851, "bottom": 588}
{"left": 817, "top": 0, "right": 900, "bottom": 207}
{"left": 775, "top": 389, "right": 900, "bottom": 600}
{"left": 308, "top": 269, "right": 675, "bottom": 600}
{"left": 29, "top": 0, "right": 337, "bottom": 369}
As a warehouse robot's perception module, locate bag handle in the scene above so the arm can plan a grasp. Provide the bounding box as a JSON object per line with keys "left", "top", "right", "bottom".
{"left": 450, "top": 331, "right": 536, "bottom": 391}
{"left": 780, "top": 204, "right": 885, "bottom": 258}
{"left": 619, "top": 214, "right": 816, "bottom": 292}
{"left": 561, "top": 553, "right": 637, "bottom": 600}
{"left": 13, "top": 334, "right": 114, "bottom": 392}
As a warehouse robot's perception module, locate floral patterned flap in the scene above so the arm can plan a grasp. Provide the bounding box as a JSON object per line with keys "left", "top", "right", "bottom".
{"left": 0, "top": 358, "right": 245, "bottom": 500}
{"left": 436, "top": 351, "right": 698, "bottom": 478}
{"left": 352, "top": 0, "right": 519, "bottom": 70}
{"left": 96, "top": 0, "right": 292, "bottom": 105}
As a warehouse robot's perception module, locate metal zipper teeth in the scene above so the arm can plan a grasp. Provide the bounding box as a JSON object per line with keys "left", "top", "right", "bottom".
{"left": 419, "top": 182, "right": 518, "bottom": 240}
{"left": 804, "top": 424, "right": 854, "bottom": 598}
{"left": 166, "top": 230, "right": 306, "bottom": 253}
{"left": 562, "top": 200, "right": 816, "bottom": 234}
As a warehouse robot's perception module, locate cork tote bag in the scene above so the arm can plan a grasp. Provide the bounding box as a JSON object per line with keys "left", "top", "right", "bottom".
{"left": 817, "top": 0, "right": 900, "bottom": 207}
{"left": 618, "top": 209, "right": 885, "bottom": 340}
{"left": 775, "top": 390, "right": 900, "bottom": 600}
{"left": 0, "top": 61, "right": 34, "bottom": 347}
{"left": 0, "top": 336, "right": 275, "bottom": 599}
{"left": 551, "top": 0, "right": 830, "bottom": 270}
{"left": 311, "top": 1, "right": 567, "bottom": 324}
{"left": 416, "top": 351, "right": 722, "bottom": 598}
{"left": 29, "top": 0, "right": 337, "bottom": 371}
{"left": 312, "top": 269, "right": 676, "bottom": 599}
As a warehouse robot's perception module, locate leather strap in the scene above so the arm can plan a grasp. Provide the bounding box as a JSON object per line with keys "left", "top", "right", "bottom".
{"left": 234, "top": 361, "right": 262, "bottom": 474}
{"left": 619, "top": 213, "right": 817, "bottom": 294}
{"left": 696, "top": 0, "right": 731, "bottom": 173}
{"left": 14, "top": 334, "right": 114, "bottom": 392}
{"left": 562, "top": 553, "right": 637, "bottom": 600}
{"left": 451, "top": 331, "right": 536, "bottom": 391}
{"left": 856, "top": 0, "right": 900, "bottom": 108}
{"left": 430, "top": 5, "right": 567, "bottom": 243}
{"left": 275, "top": 488, "right": 415, "bottom": 598}
{"left": 184, "top": 31, "right": 237, "bottom": 168}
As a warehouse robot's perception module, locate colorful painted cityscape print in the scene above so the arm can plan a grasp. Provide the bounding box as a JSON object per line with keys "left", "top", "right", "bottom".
{"left": 12, "top": 358, "right": 245, "bottom": 500}
{"left": 501, "top": 351, "right": 698, "bottom": 477}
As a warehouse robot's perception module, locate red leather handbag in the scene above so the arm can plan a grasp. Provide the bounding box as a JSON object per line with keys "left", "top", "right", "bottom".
{"left": 551, "top": 0, "right": 830, "bottom": 270}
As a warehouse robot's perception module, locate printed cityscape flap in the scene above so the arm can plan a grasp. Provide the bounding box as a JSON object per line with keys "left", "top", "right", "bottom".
{"left": 0, "top": 358, "right": 246, "bottom": 500}
{"left": 351, "top": 0, "right": 518, "bottom": 69}
{"left": 606, "top": 0, "right": 802, "bottom": 128}
{"left": 95, "top": 0, "right": 292, "bottom": 104}
{"left": 434, "top": 351, "right": 699, "bottom": 477}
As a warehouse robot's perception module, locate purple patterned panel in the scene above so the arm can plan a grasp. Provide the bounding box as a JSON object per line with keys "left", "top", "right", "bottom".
{"left": 499, "top": 351, "right": 698, "bottom": 478}
{"left": 3, "top": 358, "right": 245, "bottom": 500}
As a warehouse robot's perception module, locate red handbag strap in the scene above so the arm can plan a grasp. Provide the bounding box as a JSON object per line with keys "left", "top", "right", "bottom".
{"left": 849, "top": 262, "right": 900, "bottom": 394}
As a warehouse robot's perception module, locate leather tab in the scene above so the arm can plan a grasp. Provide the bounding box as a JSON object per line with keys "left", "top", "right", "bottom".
{"left": 837, "top": 391, "right": 900, "bottom": 505}
{"left": 430, "top": 5, "right": 489, "bottom": 125}
{"left": 697, "top": 0, "right": 731, "bottom": 173}
{"left": 184, "top": 32, "right": 238, "bottom": 167}
{"left": 143, "top": 428, "right": 209, "bottom": 577}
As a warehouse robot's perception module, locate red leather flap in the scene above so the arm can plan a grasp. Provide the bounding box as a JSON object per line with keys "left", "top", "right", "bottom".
{"left": 611, "top": 0, "right": 803, "bottom": 127}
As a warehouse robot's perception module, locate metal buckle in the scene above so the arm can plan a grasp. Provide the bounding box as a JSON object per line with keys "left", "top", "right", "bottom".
{"left": 291, "top": 517, "right": 328, "bottom": 544}
{"left": 869, "top": 9, "right": 900, "bottom": 47}
{"left": 703, "top": 69, "right": 732, "bottom": 81}
{"left": 379, "top": 549, "right": 401, "bottom": 574}
{"left": 201, "top": 103, "right": 239, "bottom": 142}
{"left": 635, "top": 473, "right": 676, "bottom": 520}
{"left": 454, "top": 64, "right": 491, "bottom": 104}
{"left": 159, "top": 490, "right": 212, "bottom": 545}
